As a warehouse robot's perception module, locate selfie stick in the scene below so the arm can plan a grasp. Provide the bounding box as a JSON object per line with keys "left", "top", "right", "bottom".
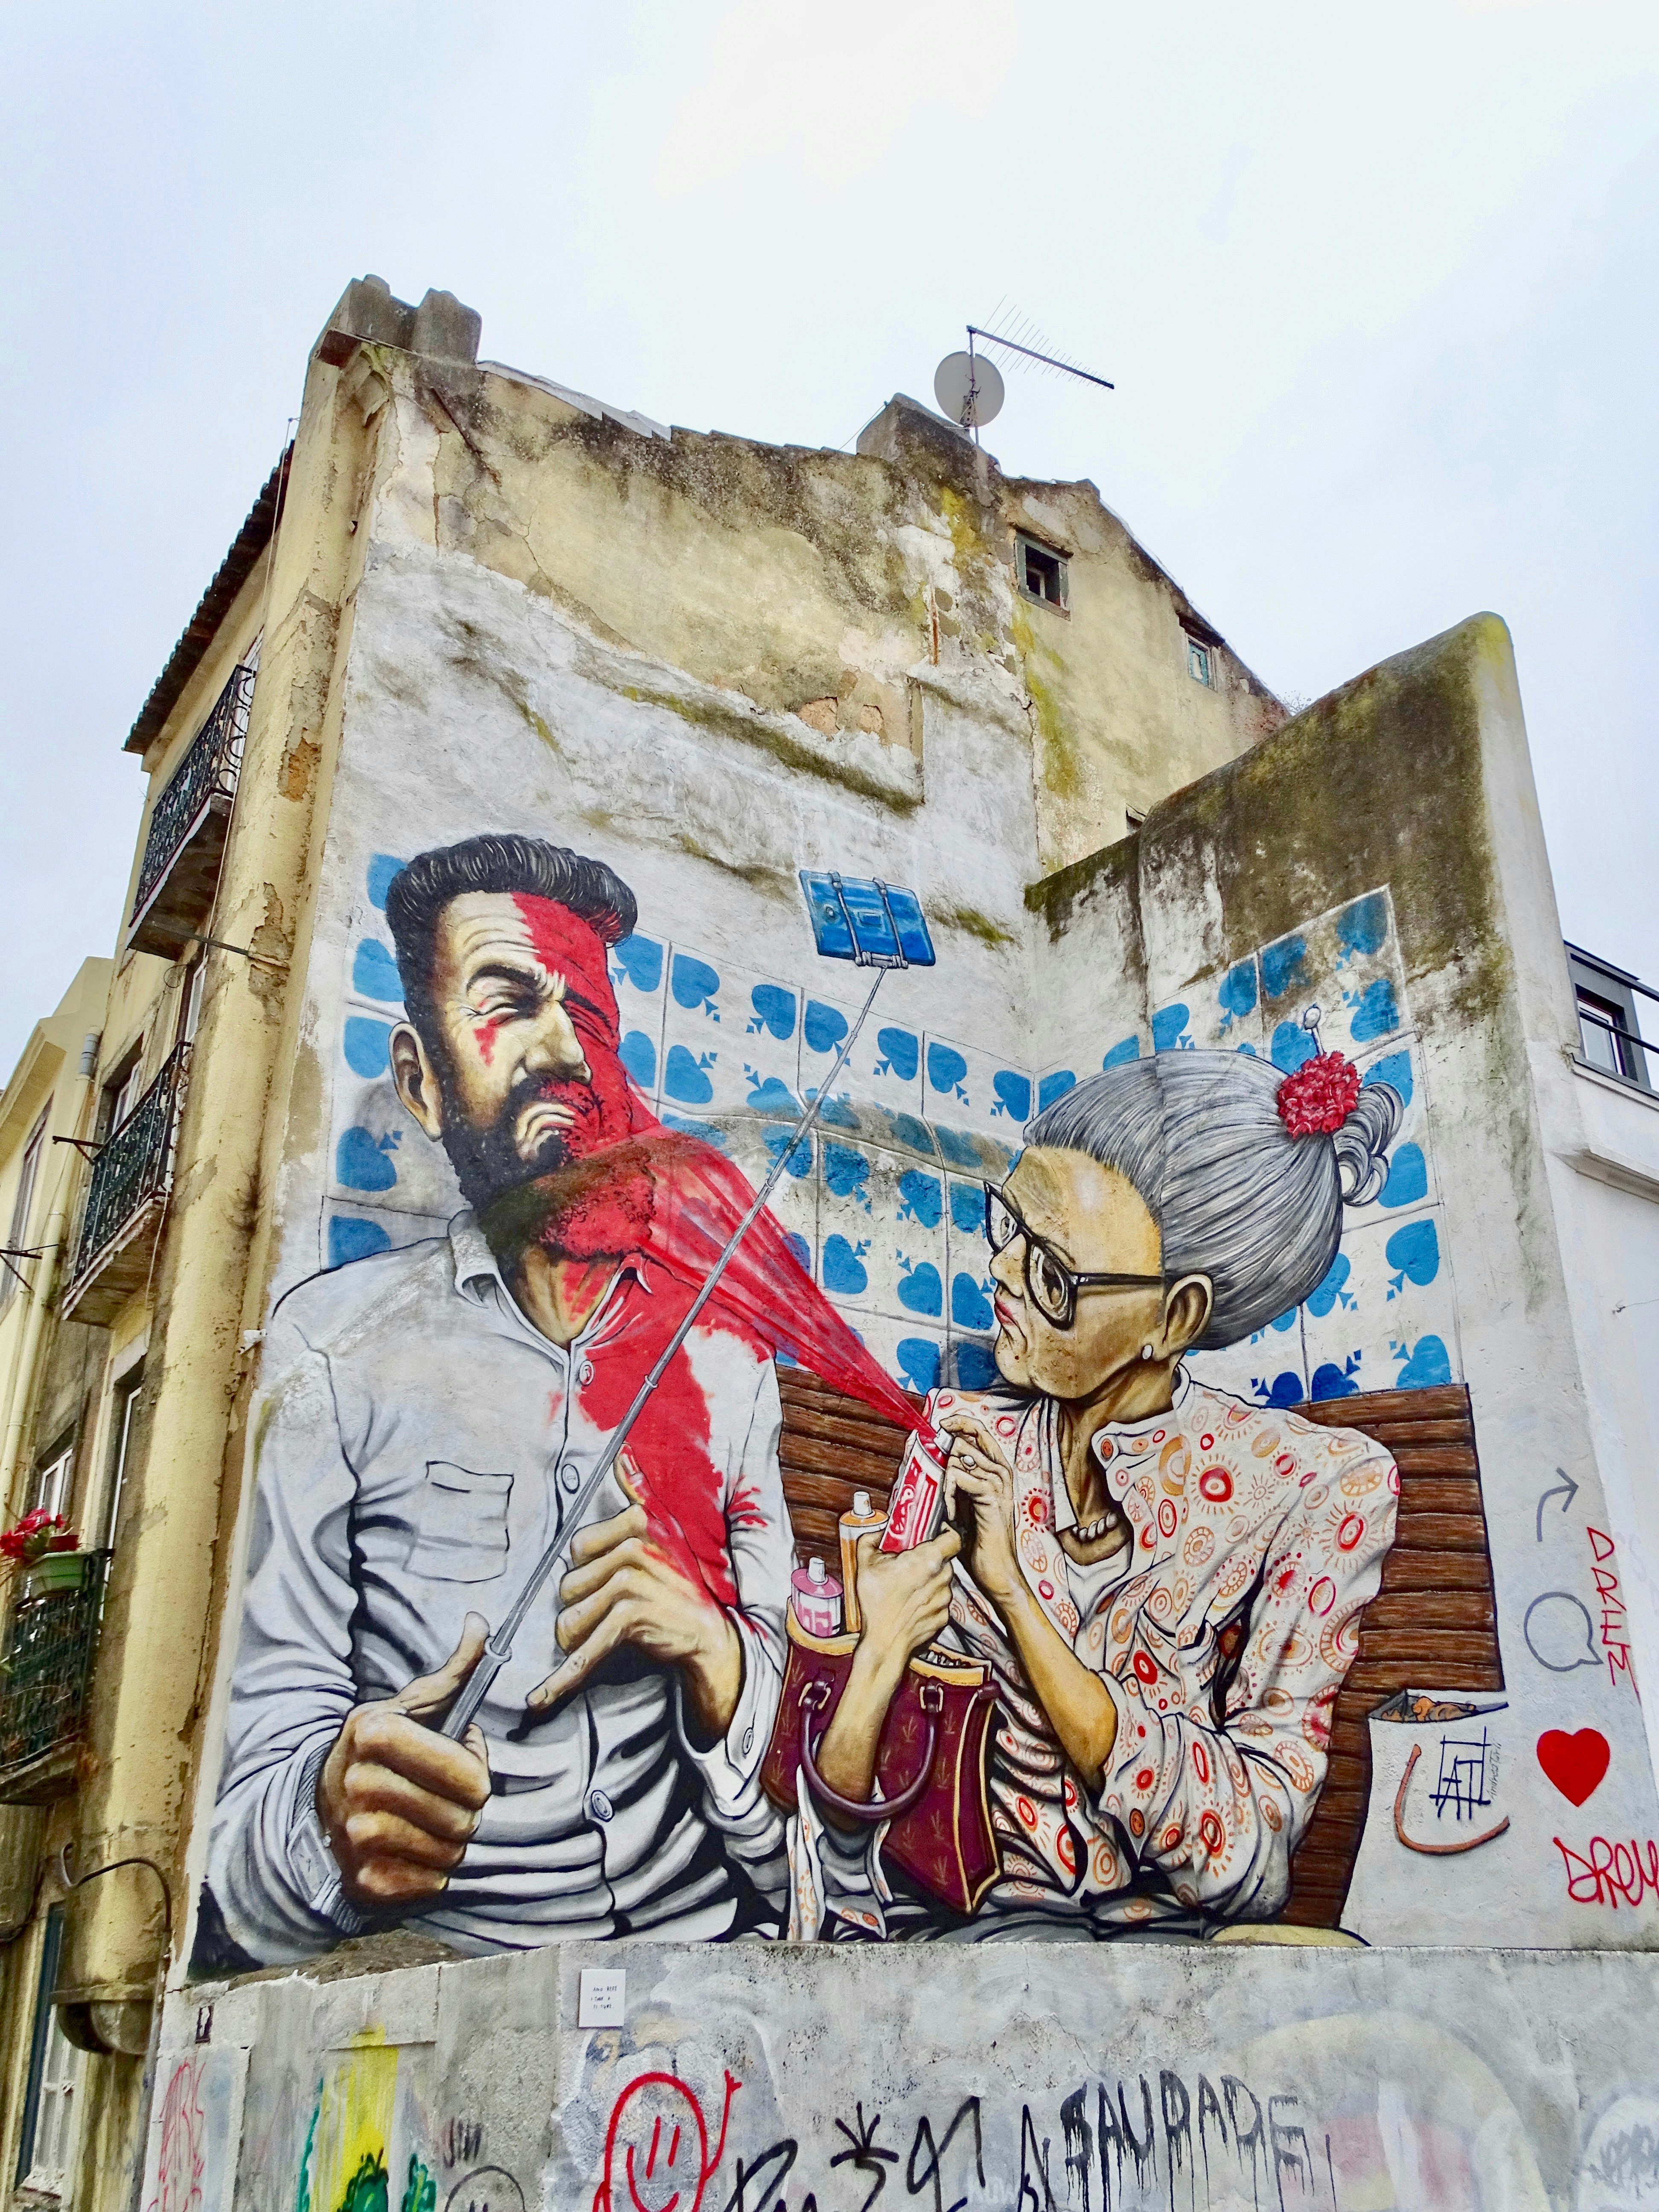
{"left": 439, "top": 875, "right": 929, "bottom": 1741}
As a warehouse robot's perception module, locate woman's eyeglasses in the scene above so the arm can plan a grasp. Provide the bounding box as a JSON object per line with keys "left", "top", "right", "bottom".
{"left": 983, "top": 1182, "right": 1166, "bottom": 1330}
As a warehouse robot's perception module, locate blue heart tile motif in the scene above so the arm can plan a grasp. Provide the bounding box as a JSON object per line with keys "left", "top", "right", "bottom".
{"left": 612, "top": 936, "right": 664, "bottom": 994}
{"left": 1304, "top": 1257, "right": 1354, "bottom": 1318}
{"left": 1218, "top": 959, "right": 1258, "bottom": 1031}
{"left": 949, "top": 1181, "right": 985, "bottom": 1237}
{"left": 1310, "top": 1356, "right": 1362, "bottom": 1400}
{"left": 1270, "top": 1020, "right": 1317, "bottom": 1074}
{"left": 1251, "top": 1371, "right": 1305, "bottom": 1409}
{"left": 336, "top": 1126, "right": 398, "bottom": 1192}
{"left": 1385, "top": 1217, "right": 1439, "bottom": 1294}
{"left": 953, "top": 1340, "right": 999, "bottom": 1391}
{"left": 889, "top": 1112, "right": 936, "bottom": 1157}
{"left": 664, "top": 1044, "right": 716, "bottom": 1105}
{"left": 1336, "top": 892, "right": 1388, "bottom": 960}
{"left": 898, "top": 1261, "right": 943, "bottom": 1317}
{"left": 663, "top": 1111, "right": 730, "bottom": 1152}
{"left": 1151, "top": 1004, "right": 1191, "bottom": 1054}
{"left": 927, "top": 1043, "right": 969, "bottom": 1102}
{"left": 784, "top": 1230, "right": 812, "bottom": 1273}
{"left": 1260, "top": 934, "right": 1308, "bottom": 1001}
{"left": 1363, "top": 1049, "right": 1413, "bottom": 1108}
{"left": 804, "top": 1000, "right": 848, "bottom": 1056}
{"left": 1102, "top": 1036, "right": 1140, "bottom": 1069}
{"left": 1393, "top": 1334, "right": 1452, "bottom": 1388}
{"left": 876, "top": 1027, "right": 920, "bottom": 1081}
{"left": 952, "top": 1272, "right": 994, "bottom": 1330}
{"left": 343, "top": 1017, "right": 393, "bottom": 1080}
{"left": 935, "top": 1127, "right": 984, "bottom": 1171}
{"left": 897, "top": 1169, "right": 942, "bottom": 1228}
{"left": 1379, "top": 1142, "right": 1428, "bottom": 1209}
{"left": 748, "top": 984, "right": 795, "bottom": 1040}
{"left": 352, "top": 940, "right": 403, "bottom": 1003}
{"left": 822, "top": 1234, "right": 870, "bottom": 1297}
{"left": 1038, "top": 1070, "right": 1076, "bottom": 1112}
{"left": 1259, "top": 1307, "right": 1300, "bottom": 1335}
{"left": 671, "top": 954, "right": 721, "bottom": 1015}
{"left": 329, "top": 1215, "right": 391, "bottom": 1268}
{"left": 1346, "top": 975, "right": 1400, "bottom": 1042}
{"left": 763, "top": 1127, "right": 814, "bottom": 1178}
{"left": 898, "top": 1338, "right": 943, "bottom": 1394}
{"left": 366, "top": 854, "right": 406, "bottom": 911}
{"left": 619, "top": 1030, "right": 657, "bottom": 1089}
{"left": 992, "top": 1071, "right": 1032, "bottom": 1120}
{"left": 823, "top": 1143, "right": 872, "bottom": 1206}
{"left": 745, "top": 1072, "right": 798, "bottom": 1118}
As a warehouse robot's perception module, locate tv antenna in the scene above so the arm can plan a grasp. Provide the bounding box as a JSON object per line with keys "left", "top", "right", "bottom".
{"left": 934, "top": 324, "right": 1115, "bottom": 445}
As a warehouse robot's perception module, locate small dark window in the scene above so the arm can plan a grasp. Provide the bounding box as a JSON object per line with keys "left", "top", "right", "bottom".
{"left": 1016, "top": 536, "right": 1068, "bottom": 610}
{"left": 1567, "top": 943, "right": 1653, "bottom": 1093}
{"left": 101, "top": 1039, "right": 145, "bottom": 1138}
{"left": 1187, "top": 639, "right": 1214, "bottom": 687}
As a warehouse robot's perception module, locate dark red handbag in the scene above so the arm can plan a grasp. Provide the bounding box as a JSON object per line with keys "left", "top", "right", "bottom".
{"left": 761, "top": 1611, "right": 1001, "bottom": 1916}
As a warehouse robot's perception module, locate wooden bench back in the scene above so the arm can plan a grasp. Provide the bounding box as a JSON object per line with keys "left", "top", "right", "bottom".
{"left": 774, "top": 1366, "right": 1502, "bottom": 1930}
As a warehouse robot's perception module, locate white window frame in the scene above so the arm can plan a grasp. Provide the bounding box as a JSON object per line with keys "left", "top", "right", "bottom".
{"left": 18, "top": 1910, "right": 82, "bottom": 2198}
{"left": 103, "top": 1373, "right": 143, "bottom": 1551}
{"left": 32, "top": 1440, "right": 73, "bottom": 1524}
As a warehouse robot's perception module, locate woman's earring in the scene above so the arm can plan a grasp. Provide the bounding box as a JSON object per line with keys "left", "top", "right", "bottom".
{"left": 1141, "top": 1344, "right": 1155, "bottom": 1361}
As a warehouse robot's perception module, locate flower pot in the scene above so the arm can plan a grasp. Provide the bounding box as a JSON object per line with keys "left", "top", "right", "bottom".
{"left": 20, "top": 1551, "right": 88, "bottom": 1600}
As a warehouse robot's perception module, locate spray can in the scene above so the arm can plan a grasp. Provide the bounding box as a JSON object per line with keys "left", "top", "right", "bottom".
{"left": 838, "top": 1489, "right": 888, "bottom": 1635}
{"left": 791, "top": 1556, "right": 843, "bottom": 1638}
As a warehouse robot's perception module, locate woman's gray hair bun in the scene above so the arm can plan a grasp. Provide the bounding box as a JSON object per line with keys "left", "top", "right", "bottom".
{"left": 1025, "top": 1051, "right": 1410, "bottom": 1348}
{"left": 1332, "top": 1083, "right": 1403, "bottom": 1205}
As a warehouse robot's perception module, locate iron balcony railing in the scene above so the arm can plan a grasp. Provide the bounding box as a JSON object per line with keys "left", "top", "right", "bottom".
{"left": 130, "top": 661, "right": 255, "bottom": 926}
{"left": 0, "top": 1553, "right": 111, "bottom": 1799}
{"left": 69, "top": 1045, "right": 190, "bottom": 1287}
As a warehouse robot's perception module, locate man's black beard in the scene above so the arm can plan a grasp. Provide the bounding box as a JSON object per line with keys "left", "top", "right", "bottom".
{"left": 439, "top": 1090, "right": 575, "bottom": 1219}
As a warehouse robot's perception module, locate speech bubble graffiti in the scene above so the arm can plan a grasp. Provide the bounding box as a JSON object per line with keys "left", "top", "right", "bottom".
{"left": 1523, "top": 1590, "right": 1601, "bottom": 1674}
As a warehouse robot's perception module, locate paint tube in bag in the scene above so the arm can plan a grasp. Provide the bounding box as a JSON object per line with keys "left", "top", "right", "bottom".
{"left": 880, "top": 1429, "right": 951, "bottom": 1553}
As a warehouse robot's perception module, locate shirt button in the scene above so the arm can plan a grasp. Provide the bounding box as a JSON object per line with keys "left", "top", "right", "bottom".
{"left": 588, "top": 1789, "right": 614, "bottom": 1823}
{"left": 561, "top": 1464, "right": 581, "bottom": 1493}
{"left": 578, "top": 1359, "right": 594, "bottom": 1386}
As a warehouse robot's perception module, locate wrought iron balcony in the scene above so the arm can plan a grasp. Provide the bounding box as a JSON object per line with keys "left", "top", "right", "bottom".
{"left": 127, "top": 661, "right": 255, "bottom": 957}
{"left": 0, "top": 1553, "right": 111, "bottom": 1805}
{"left": 60, "top": 1046, "right": 190, "bottom": 1326}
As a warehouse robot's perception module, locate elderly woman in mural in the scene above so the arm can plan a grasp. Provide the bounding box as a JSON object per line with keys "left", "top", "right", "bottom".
{"left": 792, "top": 1046, "right": 1405, "bottom": 1939}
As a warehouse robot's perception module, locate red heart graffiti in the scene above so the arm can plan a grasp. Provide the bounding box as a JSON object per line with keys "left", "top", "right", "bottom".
{"left": 1537, "top": 1728, "right": 1610, "bottom": 1806}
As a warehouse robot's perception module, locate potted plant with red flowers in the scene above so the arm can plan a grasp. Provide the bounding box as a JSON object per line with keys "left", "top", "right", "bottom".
{"left": 1, "top": 1511, "right": 85, "bottom": 1601}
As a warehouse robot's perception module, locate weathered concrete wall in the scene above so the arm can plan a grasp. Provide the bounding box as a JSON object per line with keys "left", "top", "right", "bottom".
{"left": 155, "top": 1935, "right": 1659, "bottom": 2212}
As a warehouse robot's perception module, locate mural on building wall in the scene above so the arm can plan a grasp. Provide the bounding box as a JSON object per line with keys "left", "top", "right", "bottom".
{"left": 192, "top": 818, "right": 1470, "bottom": 1970}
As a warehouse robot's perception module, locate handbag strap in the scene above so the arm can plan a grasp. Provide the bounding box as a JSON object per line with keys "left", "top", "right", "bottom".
{"left": 797, "top": 1678, "right": 940, "bottom": 1825}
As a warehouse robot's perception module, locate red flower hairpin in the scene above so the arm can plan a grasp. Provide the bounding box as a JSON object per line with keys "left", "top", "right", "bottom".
{"left": 1277, "top": 1049, "right": 1361, "bottom": 1137}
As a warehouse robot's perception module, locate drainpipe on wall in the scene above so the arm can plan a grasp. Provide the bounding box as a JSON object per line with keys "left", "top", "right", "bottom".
{"left": 0, "top": 1034, "right": 101, "bottom": 1503}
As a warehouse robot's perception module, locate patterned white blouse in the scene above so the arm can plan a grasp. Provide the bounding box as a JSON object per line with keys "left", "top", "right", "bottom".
{"left": 789, "top": 1368, "right": 1398, "bottom": 1940}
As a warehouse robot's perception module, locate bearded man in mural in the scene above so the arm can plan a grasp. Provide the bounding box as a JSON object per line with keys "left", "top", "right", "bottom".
{"left": 792, "top": 1049, "right": 1407, "bottom": 1941}
{"left": 204, "top": 834, "right": 915, "bottom": 1965}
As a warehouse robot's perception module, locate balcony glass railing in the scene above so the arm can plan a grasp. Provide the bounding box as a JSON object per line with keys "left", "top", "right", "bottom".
{"left": 130, "top": 662, "right": 255, "bottom": 926}
{"left": 68, "top": 1045, "right": 190, "bottom": 1288}
{"left": 0, "top": 1552, "right": 111, "bottom": 1800}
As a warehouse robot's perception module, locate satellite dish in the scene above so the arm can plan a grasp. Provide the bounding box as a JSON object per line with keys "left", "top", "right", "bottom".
{"left": 934, "top": 350, "right": 1004, "bottom": 431}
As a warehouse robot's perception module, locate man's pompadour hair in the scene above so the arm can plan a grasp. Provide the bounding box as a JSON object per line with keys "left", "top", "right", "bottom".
{"left": 384, "top": 834, "right": 637, "bottom": 1045}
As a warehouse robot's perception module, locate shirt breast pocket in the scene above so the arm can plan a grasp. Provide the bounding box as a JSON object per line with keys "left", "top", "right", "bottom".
{"left": 404, "top": 1463, "right": 514, "bottom": 1583}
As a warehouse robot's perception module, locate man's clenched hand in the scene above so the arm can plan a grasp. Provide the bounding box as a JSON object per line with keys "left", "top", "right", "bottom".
{"left": 317, "top": 1616, "right": 492, "bottom": 1909}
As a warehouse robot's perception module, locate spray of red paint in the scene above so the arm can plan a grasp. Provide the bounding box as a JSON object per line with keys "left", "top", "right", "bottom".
{"left": 486, "top": 897, "right": 934, "bottom": 1594}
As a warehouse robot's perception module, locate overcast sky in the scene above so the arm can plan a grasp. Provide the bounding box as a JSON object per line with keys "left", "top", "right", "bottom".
{"left": 3, "top": 0, "right": 1654, "bottom": 1074}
